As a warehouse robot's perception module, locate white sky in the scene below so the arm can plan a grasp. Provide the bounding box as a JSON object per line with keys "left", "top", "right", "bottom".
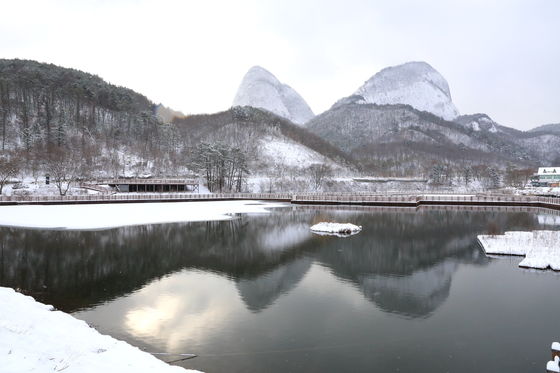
{"left": 1, "top": 0, "right": 558, "bottom": 130}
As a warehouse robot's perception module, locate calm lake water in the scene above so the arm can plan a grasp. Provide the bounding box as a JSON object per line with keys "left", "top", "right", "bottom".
{"left": 1, "top": 205, "right": 560, "bottom": 372}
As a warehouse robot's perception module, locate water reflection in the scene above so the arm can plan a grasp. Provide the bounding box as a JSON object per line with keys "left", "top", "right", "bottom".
{"left": 0, "top": 206, "right": 543, "bottom": 319}
{"left": 120, "top": 272, "right": 239, "bottom": 353}
{"left": 236, "top": 258, "right": 313, "bottom": 312}
{"left": 313, "top": 209, "right": 491, "bottom": 317}
{"left": 359, "top": 261, "right": 458, "bottom": 318}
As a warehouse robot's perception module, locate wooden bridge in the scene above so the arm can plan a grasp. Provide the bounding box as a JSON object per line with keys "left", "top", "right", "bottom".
{"left": 1, "top": 193, "right": 559, "bottom": 212}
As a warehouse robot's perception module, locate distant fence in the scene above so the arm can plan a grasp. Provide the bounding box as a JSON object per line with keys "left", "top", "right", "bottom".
{"left": 0, "top": 193, "right": 559, "bottom": 211}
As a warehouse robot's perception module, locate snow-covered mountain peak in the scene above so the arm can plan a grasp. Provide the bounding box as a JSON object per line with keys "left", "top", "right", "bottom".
{"left": 232, "top": 66, "right": 314, "bottom": 125}
{"left": 353, "top": 61, "right": 460, "bottom": 120}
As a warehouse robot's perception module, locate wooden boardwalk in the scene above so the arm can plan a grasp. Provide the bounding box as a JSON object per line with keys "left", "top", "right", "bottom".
{"left": 1, "top": 192, "right": 559, "bottom": 212}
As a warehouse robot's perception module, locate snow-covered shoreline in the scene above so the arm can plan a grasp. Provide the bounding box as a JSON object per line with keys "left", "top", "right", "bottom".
{"left": 477, "top": 231, "right": 560, "bottom": 270}
{"left": 549, "top": 342, "right": 560, "bottom": 373}
{"left": 0, "top": 287, "right": 200, "bottom": 373}
{"left": 0, "top": 200, "right": 286, "bottom": 230}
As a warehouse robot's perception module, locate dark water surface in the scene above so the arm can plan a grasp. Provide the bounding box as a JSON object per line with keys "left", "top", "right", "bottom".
{"left": 1, "top": 205, "right": 559, "bottom": 372}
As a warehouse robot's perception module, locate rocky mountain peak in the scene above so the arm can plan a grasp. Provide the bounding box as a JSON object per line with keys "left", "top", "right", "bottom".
{"left": 232, "top": 66, "right": 314, "bottom": 125}
{"left": 352, "top": 61, "right": 460, "bottom": 120}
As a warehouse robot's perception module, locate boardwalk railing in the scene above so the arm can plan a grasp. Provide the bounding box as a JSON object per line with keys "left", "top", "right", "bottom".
{"left": 292, "top": 194, "right": 418, "bottom": 204}
{"left": 0, "top": 192, "right": 293, "bottom": 205}
{"left": 97, "top": 178, "right": 199, "bottom": 185}
{"left": 0, "top": 193, "right": 559, "bottom": 210}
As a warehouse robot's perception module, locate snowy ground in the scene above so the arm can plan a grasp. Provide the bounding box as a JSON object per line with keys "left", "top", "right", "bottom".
{"left": 353, "top": 177, "right": 427, "bottom": 182}
{"left": 2, "top": 177, "right": 209, "bottom": 197}
{"left": 1, "top": 178, "right": 88, "bottom": 197}
{"left": 0, "top": 200, "right": 286, "bottom": 230}
{"left": 513, "top": 186, "right": 560, "bottom": 196}
{"left": 0, "top": 287, "right": 199, "bottom": 373}
{"left": 478, "top": 231, "right": 560, "bottom": 270}
{"left": 7, "top": 175, "right": 556, "bottom": 196}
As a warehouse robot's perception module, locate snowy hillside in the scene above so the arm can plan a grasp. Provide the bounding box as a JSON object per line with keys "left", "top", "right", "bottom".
{"left": 347, "top": 61, "right": 460, "bottom": 120}
{"left": 455, "top": 113, "right": 502, "bottom": 133}
{"left": 174, "top": 106, "right": 354, "bottom": 170}
{"left": 259, "top": 136, "right": 338, "bottom": 169}
{"left": 305, "top": 102, "right": 537, "bottom": 172}
{"left": 232, "top": 66, "right": 314, "bottom": 125}
{"left": 519, "top": 133, "right": 560, "bottom": 163}
{"left": 455, "top": 114, "right": 560, "bottom": 163}
{"left": 530, "top": 123, "right": 560, "bottom": 135}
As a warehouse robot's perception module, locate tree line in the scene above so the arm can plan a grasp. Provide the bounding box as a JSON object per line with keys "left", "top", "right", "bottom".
{"left": 428, "top": 162, "right": 534, "bottom": 188}
{"left": 191, "top": 142, "right": 249, "bottom": 192}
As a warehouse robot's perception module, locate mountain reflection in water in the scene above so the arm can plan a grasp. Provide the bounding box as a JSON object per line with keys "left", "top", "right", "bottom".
{"left": 3, "top": 206, "right": 557, "bottom": 373}
{"left": 0, "top": 207, "right": 539, "bottom": 318}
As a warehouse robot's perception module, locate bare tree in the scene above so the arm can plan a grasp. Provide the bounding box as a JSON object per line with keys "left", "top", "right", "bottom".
{"left": 192, "top": 142, "right": 249, "bottom": 192}
{"left": 44, "top": 148, "right": 79, "bottom": 196}
{"left": 0, "top": 80, "right": 10, "bottom": 151}
{"left": 429, "top": 164, "right": 445, "bottom": 185}
{"left": 461, "top": 166, "right": 472, "bottom": 186}
{"left": 487, "top": 167, "right": 501, "bottom": 189}
{"left": 308, "top": 163, "right": 332, "bottom": 191}
{"left": 0, "top": 155, "right": 19, "bottom": 194}
{"left": 26, "top": 147, "right": 44, "bottom": 184}
{"left": 505, "top": 167, "right": 535, "bottom": 188}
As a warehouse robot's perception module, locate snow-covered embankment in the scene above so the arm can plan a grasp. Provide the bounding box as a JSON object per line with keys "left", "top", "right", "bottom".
{"left": 0, "top": 287, "right": 200, "bottom": 373}
{"left": 548, "top": 342, "right": 560, "bottom": 372}
{"left": 477, "top": 231, "right": 560, "bottom": 270}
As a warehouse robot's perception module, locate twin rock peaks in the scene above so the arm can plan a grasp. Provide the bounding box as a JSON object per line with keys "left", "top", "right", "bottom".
{"left": 232, "top": 61, "right": 460, "bottom": 124}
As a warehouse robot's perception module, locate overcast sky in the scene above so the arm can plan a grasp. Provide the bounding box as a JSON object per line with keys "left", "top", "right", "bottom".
{"left": 1, "top": 0, "right": 558, "bottom": 130}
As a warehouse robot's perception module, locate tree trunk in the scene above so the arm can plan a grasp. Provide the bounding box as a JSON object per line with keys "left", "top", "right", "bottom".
{"left": 0, "top": 82, "right": 9, "bottom": 151}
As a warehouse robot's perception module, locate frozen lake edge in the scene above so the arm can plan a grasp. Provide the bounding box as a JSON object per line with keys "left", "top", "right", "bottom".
{"left": 478, "top": 231, "right": 560, "bottom": 271}
{"left": 0, "top": 200, "right": 287, "bottom": 230}
{"left": 0, "top": 287, "right": 201, "bottom": 373}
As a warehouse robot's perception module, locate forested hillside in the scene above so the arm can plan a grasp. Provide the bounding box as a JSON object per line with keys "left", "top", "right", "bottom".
{"left": 305, "top": 98, "right": 560, "bottom": 177}
{"left": 172, "top": 106, "right": 355, "bottom": 167}
{"left": 0, "top": 59, "right": 186, "bottom": 177}
{"left": 0, "top": 59, "right": 165, "bottom": 150}
{"left": 307, "top": 103, "right": 527, "bottom": 175}
{"left": 0, "top": 59, "right": 350, "bottom": 183}
{"left": 529, "top": 123, "right": 560, "bottom": 135}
